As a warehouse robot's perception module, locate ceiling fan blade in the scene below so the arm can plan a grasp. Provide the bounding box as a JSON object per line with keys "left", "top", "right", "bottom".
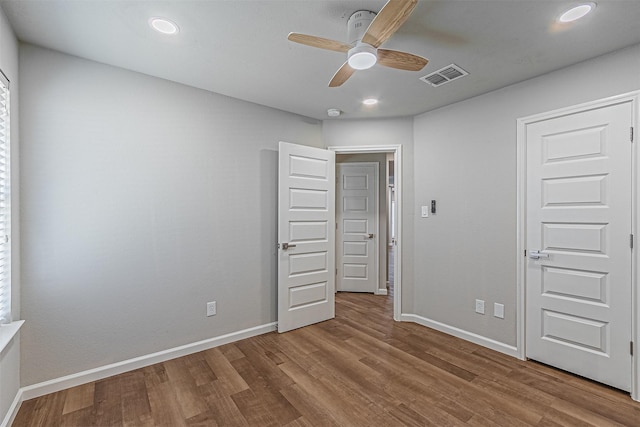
{"left": 377, "top": 49, "right": 428, "bottom": 71}
{"left": 361, "top": 0, "right": 418, "bottom": 48}
{"left": 329, "top": 62, "right": 356, "bottom": 87}
{"left": 287, "top": 33, "right": 351, "bottom": 53}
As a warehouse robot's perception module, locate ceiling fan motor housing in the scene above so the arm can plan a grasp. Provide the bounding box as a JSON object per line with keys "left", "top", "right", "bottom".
{"left": 347, "top": 10, "right": 376, "bottom": 46}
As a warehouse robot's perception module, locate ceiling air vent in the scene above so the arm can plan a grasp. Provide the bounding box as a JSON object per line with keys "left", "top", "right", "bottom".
{"left": 420, "top": 64, "right": 468, "bottom": 87}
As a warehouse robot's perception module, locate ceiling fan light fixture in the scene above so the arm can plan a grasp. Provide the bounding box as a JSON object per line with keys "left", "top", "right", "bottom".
{"left": 558, "top": 3, "right": 596, "bottom": 23}
{"left": 348, "top": 43, "right": 377, "bottom": 70}
{"left": 149, "top": 17, "right": 179, "bottom": 34}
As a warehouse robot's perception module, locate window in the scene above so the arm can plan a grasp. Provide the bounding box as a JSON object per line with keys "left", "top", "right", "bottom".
{"left": 0, "top": 70, "right": 10, "bottom": 325}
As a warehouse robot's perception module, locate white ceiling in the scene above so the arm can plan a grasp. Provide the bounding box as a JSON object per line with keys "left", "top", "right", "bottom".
{"left": 2, "top": 0, "right": 640, "bottom": 120}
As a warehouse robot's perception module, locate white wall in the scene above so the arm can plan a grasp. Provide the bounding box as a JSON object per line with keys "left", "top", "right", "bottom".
{"left": 412, "top": 44, "right": 640, "bottom": 346}
{"left": 19, "top": 44, "right": 323, "bottom": 386}
{"left": 0, "top": 3, "right": 20, "bottom": 425}
{"left": 323, "top": 118, "right": 414, "bottom": 309}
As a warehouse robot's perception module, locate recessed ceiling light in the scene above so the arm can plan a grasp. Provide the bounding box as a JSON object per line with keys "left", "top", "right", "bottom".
{"left": 149, "top": 17, "right": 179, "bottom": 35}
{"left": 558, "top": 3, "right": 596, "bottom": 23}
{"left": 363, "top": 98, "right": 378, "bottom": 106}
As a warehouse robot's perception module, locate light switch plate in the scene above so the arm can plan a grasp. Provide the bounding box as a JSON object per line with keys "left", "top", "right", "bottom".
{"left": 421, "top": 206, "right": 429, "bottom": 218}
{"left": 475, "top": 299, "right": 485, "bottom": 314}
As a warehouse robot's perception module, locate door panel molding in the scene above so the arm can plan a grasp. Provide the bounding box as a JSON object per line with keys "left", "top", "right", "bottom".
{"left": 516, "top": 90, "right": 640, "bottom": 400}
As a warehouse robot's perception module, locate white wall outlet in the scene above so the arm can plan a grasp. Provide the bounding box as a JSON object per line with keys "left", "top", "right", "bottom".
{"left": 494, "top": 303, "right": 504, "bottom": 319}
{"left": 475, "top": 299, "right": 485, "bottom": 314}
{"left": 206, "top": 301, "right": 217, "bottom": 317}
{"left": 421, "top": 206, "right": 429, "bottom": 218}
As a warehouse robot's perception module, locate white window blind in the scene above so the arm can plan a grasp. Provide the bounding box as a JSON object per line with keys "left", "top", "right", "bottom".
{"left": 0, "top": 70, "right": 11, "bottom": 325}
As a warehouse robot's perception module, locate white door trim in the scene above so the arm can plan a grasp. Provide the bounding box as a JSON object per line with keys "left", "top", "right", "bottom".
{"left": 516, "top": 90, "right": 640, "bottom": 400}
{"left": 328, "top": 145, "right": 403, "bottom": 321}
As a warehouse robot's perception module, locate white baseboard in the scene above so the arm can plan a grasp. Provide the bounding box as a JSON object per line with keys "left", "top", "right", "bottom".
{"left": 19, "top": 322, "right": 277, "bottom": 402}
{"left": 400, "top": 313, "right": 519, "bottom": 358}
{"left": 1, "top": 388, "right": 23, "bottom": 427}
{"left": 375, "top": 288, "right": 388, "bottom": 296}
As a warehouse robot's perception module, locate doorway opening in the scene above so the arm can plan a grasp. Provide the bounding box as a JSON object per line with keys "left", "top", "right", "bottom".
{"left": 329, "top": 145, "right": 402, "bottom": 321}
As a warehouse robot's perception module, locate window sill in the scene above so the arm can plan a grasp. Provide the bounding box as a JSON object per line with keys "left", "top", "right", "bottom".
{"left": 0, "top": 320, "right": 24, "bottom": 354}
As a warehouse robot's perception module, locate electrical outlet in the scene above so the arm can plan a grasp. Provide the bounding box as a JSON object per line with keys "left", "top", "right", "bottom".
{"left": 494, "top": 303, "right": 504, "bottom": 319}
{"left": 475, "top": 299, "right": 485, "bottom": 314}
{"left": 206, "top": 301, "right": 217, "bottom": 317}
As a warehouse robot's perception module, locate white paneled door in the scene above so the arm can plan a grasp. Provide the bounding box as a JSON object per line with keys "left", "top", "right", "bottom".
{"left": 278, "top": 142, "right": 335, "bottom": 333}
{"left": 525, "top": 101, "right": 633, "bottom": 391}
{"left": 336, "top": 163, "right": 379, "bottom": 293}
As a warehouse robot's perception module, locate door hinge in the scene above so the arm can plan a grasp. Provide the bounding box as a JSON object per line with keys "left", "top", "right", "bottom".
{"left": 631, "top": 341, "right": 634, "bottom": 356}
{"left": 524, "top": 249, "right": 527, "bottom": 257}
{"left": 336, "top": 268, "right": 338, "bottom": 276}
{"left": 631, "top": 234, "right": 634, "bottom": 249}
{"left": 631, "top": 127, "right": 635, "bottom": 143}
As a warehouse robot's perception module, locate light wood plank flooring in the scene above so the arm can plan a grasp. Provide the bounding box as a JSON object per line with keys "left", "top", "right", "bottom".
{"left": 13, "top": 292, "right": 640, "bottom": 426}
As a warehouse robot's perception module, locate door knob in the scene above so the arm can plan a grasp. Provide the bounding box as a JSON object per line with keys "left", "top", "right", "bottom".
{"left": 367, "top": 233, "right": 374, "bottom": 239}
{"left": 529, "top": 250, "right": 549, "bottom": 260}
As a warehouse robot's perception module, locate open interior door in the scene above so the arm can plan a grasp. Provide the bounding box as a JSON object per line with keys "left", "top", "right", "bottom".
{"left": 278, "top": 141, "right": 335, "bottom": 333}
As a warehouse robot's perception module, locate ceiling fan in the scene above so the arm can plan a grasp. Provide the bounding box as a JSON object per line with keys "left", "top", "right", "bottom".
{"left": 287, "top": 0, "right": 428, "bottom": 87}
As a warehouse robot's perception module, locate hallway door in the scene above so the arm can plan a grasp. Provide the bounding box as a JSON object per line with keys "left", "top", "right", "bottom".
{"left": 336, "top": 162, "right": 379, "bottom": 293}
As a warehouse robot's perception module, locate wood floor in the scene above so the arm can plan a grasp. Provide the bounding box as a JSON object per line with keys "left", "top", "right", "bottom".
{"left": 13, "top": 292, "right": 640, "bottom": 426}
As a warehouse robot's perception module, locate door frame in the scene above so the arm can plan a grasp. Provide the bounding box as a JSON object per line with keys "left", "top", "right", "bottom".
{"left": 329, "top": 145, "right": 403, "bottom": 321}
{"left": 336, "top": 162, "right": 380, "bottom": 294}
{"left": 516, "top": 91, "right": 640, "bottom": 400}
